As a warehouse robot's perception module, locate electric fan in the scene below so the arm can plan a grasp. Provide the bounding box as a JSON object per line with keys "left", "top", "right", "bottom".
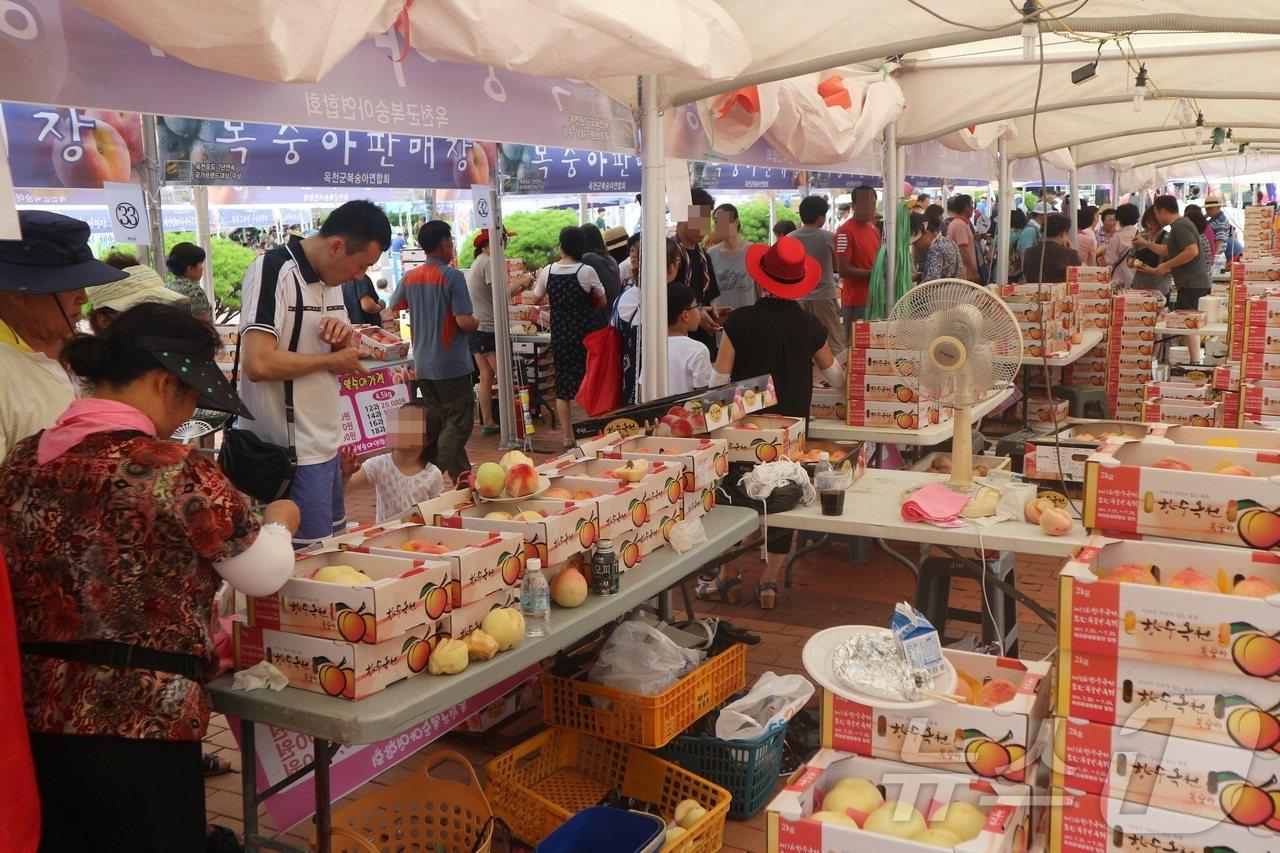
{"left": 887, "top": 279, "right": 1023, "bottom": 493}
{"left": 170, "top": 409, "right": 233, "bottom": 442}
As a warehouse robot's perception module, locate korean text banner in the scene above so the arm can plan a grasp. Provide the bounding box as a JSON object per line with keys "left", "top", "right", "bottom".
{"left": 2, "top": 103, "right": 146, "bottom": 189}
{"left": 0, "top": 0, "right": 635, "bottom": 152}
{"left": 497, "top": 143, "right": 640, "bottom": 195}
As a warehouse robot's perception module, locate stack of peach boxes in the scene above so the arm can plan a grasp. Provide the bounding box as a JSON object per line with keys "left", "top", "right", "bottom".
{"left": 1060, "top": 431, "right": 1280, "bottom": 850}
{"left": 1108, "top": 292, "right": 1164, "bottom": 420}
{"left": 1061, "top": 267, "right": 1112, "bottom": 393}
{"left": 845, "top": 320, "right": 951, "bottom": 431}
{"left": 764, "top": 648, "right": 1049, "bottom": 852}
{"left": 1241, "top": 290, "right": 1280, "bottom": 427}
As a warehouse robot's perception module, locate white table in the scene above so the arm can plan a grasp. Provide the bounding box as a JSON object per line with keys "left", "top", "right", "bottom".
{"left": 209, "top": 506, "right": 758, "bottom": 853}
{"left": 808, "top": 386, "right": 1016, "bottom": 445}
{"left": 1019, "top": 327, "right": 1105, "bottom": 367}
{"left": 1153, "top": 322, "right": 1228, "bottom": 338}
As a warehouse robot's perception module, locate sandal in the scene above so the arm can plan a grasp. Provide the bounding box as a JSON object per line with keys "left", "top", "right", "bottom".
{"left": 695, "top": 572, "right": 743, "bottom": 604}
{"left": 203, "top": 752, "right": 234, "bottom": 776}
{"left": 755, "top": 582, "right": 779, "bottom": 611}
{"left": 481, "top": 425, "right": 500, "bottom": 436}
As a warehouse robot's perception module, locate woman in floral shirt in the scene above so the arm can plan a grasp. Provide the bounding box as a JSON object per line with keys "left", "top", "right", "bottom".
{"left": 1, "top": 303, "right": 298, "bottom": 852}
{"left": 166, "top": 241, "right": 213, "bottom": 321}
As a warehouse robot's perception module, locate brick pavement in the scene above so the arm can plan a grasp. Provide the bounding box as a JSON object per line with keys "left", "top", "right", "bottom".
{"left": 206, "top": 428, "right": 1061, "bottom": 851}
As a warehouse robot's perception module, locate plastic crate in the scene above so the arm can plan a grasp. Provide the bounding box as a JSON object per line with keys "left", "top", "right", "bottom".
{"left": 540, "top": 643, "right": 746, "bottom": 749}
{"left": 485, "top": 727, "right": 731, "bottom": 852}
{"left": 657, "top": 725, "right": 787, "bottom": 820}
{"left": 535, "top": 807, "right": 664, "bottom": 853}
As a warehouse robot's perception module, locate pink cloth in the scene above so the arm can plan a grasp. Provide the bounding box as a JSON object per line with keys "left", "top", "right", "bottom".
{"left": 901, "top": 482, "right": 970, "bottom": 523}
{"left": 37, "top": 398, "right": 157, "bottom": 464}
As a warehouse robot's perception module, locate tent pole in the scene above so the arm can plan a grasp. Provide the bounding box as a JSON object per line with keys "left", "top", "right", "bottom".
{"left": 996, "top": 138, "right": 1012, "bottom": 285}
{"left": 193, "top": 185, "right": 215, "bottom": 309}
{"left": 767, "top": 190, "right": 777, "bottom": 243}
{"left": 579, "top": 193, "right": 589, "bottom": 226}
{"left": 140, "top": 116, "right": 165, "bottom": 273}
{"left": 639, "top": 75, "right": 668, "bottom": 403}
{"left": 883, "top": 122, "right": 897, "bottom": 303}
{"left": 488, "top": 174, "right": 519, "bottom": 451}
{"left": 1068, "top": 148, "right": 1080, "bottom": 250}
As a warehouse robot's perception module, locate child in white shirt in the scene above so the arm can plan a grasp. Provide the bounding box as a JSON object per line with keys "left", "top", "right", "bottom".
{"left": 666, "top": 281, "right": 717, "bottom": 394}
{"left": 340, "top": 401, "right": 446, "bottom": 524}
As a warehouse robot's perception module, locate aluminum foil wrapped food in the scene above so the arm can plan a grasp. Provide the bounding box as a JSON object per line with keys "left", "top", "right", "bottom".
{"left": 831, "top": 630, "right": 934, "bottom": 701}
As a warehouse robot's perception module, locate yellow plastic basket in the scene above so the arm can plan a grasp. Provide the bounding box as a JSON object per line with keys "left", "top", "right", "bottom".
{"left": 484, "top": 727, "right": 731, "bottom": 852}
{"left": 315, "top": 749, "right": 493, "bottom": 853}
{"left": 540, "top": 643, "right": 746, "bottom": 749}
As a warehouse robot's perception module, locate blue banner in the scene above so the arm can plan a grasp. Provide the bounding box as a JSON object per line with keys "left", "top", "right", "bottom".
{"left": 496, "top": 143, "right": 640, "bottom": 195}
{"left": 692, "top": 161, "right": 807, "bottom": 191}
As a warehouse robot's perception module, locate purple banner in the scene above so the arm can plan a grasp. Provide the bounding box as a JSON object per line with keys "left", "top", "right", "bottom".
{"left": 692, "top": 160, "right": 807, "bottom": 191}
{"left": 811, "top": 172, "right": 883, "bottom": 190}
{"left": 0, "top": 0, "right": 634, "bottom": 151}
{"left": 497, "top": 143, "right": 640, "bottom": 195}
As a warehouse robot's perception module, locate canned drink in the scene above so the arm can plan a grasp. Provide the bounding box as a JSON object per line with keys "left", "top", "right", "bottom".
{"left": 590, "top": 539, "right": 620, "bottom": 596}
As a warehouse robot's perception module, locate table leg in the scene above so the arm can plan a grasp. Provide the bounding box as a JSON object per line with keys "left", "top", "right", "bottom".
{"left": 314, "top": 738, "right": 333, "bottom": 853}
{"left": 241, "top": 720, "right": 260, "bottom": 853}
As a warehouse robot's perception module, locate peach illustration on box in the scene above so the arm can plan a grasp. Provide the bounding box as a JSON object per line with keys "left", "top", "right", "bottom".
{"left": 702, "top": 489, "right": 716, "bottom": 513}
{"left": 714, "top": 451, "right": 729, "bottom": 477}
{"left": 1229, "top": 624, "right": 1280, "bottom": 678}
{"left": 315, "top": 657, "right": 355, "bottom": 698}
{"left": 1236, "top": 501, "right": 1280, "bottom": 549}
{"left": 1222, "top": 696, "right": 1280, "bottom": 751}
{"left": 334, "top": 603, "right": 375, "bottom": 644}
{"left": 402, "top": 634, "right": 439, "bottom": 673}
{"left": 958, "top": 729, "right": 1028, "bottom": 781}
{"left": 628, "top": 498, "right": 649, "bottom": 527}
{"left": 752, "top": 438, "right": 779, "bottom": 462}
{"left": 665, "top": 477, "right": 684, "bottom": 505}
{"left": 420, "top": 582, "right": 450, "bottom": 620}
{"left": 575, "top": 518, "right": 598, "bottom": 549}
{"left": 522, "top": 540, "right": 548, "bottom": 565}
{"left": 619, "top": 540, "right": 641, "bottom": 569}
{"left": 1217, "top": 772, "right": 1280, "bottom": 830}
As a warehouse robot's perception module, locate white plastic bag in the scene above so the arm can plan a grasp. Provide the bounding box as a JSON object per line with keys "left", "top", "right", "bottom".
{"left": 669, "top": 517, "right": 707, "bottom": 554}
{"left": 714, "top": 671, "right": 814, "bottom": 741}
{"left": 588, "top": 621, "right": 705, "bottom": 697}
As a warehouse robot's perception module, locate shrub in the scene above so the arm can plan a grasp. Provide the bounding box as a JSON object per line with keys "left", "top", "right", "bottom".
{"left": 457, "top": 208, "right": 580, "bottom": 270}
{"left": 735, "top": 200, "right": 799, "bottom": 245}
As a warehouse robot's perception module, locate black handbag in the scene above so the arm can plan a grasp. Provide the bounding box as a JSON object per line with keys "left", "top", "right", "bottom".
{"left": 218, "top": 271, "right": 305, "bottom": 502}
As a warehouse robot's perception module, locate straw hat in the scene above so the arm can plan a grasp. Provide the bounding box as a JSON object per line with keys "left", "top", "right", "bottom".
{"left": 87, "top": 264, "right": 186, "bottom": 313}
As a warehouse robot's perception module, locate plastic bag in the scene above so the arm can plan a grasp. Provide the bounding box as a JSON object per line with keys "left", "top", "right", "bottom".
{"left": 714, "top": 671, "right": 814, "bottom": 741}
{"left": 668, "top": 517, "right": 707, "bottom": 554}
{"left": 588, "top": 621, "right": 705, "bottom": 697}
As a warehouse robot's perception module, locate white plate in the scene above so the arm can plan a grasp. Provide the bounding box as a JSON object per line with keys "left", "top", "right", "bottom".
{"left": 474, "top": 475, "right": 553, "bottom": 503}
{"left": 801, "top": 625, "right": 957, "bottom": 711}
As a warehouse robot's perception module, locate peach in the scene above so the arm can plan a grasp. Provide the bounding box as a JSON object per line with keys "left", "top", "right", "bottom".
{"left": 514, "top": 510, "right": 545, "bottom": 522}
{"left": 975, "top": 678, "right": 1017, "bottom": 708}
{"left": 427, "top": 637, "right": 469, "bottom": 675}
{"left": 914, "top": 828, "right": 963, "bottom": 848}
{"left": 614, "top": 460, "right": 650, "bottom": 483}
{"left": 550, "top": 567, "right": 588, "bottom": 607}
{"left": 484, "top": 510, "right": 513, "bottom": 521}
{"left": 1216, "top": 464, "right": 1257, "bottom": 477}
{"left": 928, "top": 802, "right": 986, "bottom": 841}
{"left": 823, "top": 779, "right": 882, "bottom": 823}
{"left": 738, "top": 422, "right": 761, "bottom": 430}
{"left": 474, "top": 461, "right": 507, "bottom": 498}
{"left": 1167, "top": 568, "right": 1219, "bottom": 593}
{"left": 864, "top": 802, "right": 926, "bottom": 839}
{"left": 571, "top": 489, "right": 597, "bottom": 500}
{"left": 1235, "top": 576, "right": 1280, "bottom": 598}
{"left": 505, "top": 462, "right": 539, "bottom": 497}
{"left": 1024, "top": 498, "right": 1056, "bottom": 524}
{"left": 1103, "top": 563, "right": 1157, "bottom": 584}
{"left": 544, "top": 486, "right": 573, "bottom": 500}
{"left": 85, "top": 109, "right": 143, "bottom": 163}
{"left": 1038, "top": 507, "right": 1074, "bottom": 537}
{"left": 53, "top": 119, "right": 131, "bottom": 188}
{"left": 500, "top": 450, "right": 533, "bottom": 471}
{"left": 810, "top": 811, "right": 859, "bottom": 828}
{"left": 463, "top": 629, "right": 499, "bottom": 661}
{"left": 1152, "top": 457, "right": 1194, "bottom": 471}
{"left": 674, "top": 799, "right": 707, "bottom": 829}
{"left": 481, "top": 606, "right": 525, "bottom": 650}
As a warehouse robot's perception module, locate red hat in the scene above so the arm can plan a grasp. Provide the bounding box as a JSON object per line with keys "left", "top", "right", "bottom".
{"left": 473, "top": 228, "right": 516, "bottom": 249}
{"left": 744, "top": 236, "right": 821, "bottom": 299}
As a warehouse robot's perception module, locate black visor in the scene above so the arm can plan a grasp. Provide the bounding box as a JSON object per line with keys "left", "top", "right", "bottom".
{"left": 136, "top": 334, "right": 253, "bottom": 419}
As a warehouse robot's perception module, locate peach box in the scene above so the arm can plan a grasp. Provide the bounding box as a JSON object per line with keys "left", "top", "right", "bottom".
{"left": 1000, "top": 281, "right": 1067, "bottom": 303}
{"left": 1243, "top": 294, "right": 1280, "bottom": 328}
{"left": 352, "top": 324, "right": 409, "bottom": 360}
{"left": 539, "top": 491, "right": 662, "bottom": 568}
{"left": 765, "top": 750, "right": 1031, "bottom": 853}
{"left": 847, "top": 373, "right": 921, "bottom": 404}
{"left": 1164, "top": 309, "right": 1208, "bottom": 330}
{"left": 1068, "top": 265, "right": 1110, "bottom": 285}
{"left": 809, "top": 386, "right": 846, "bottom": 421}
{"left": 1053, "top": 711, "right": 1280, "bottom": 824}
{"left": 848, "top": 320, "right": 889, "bottom": 350}
{"left": 421, "top": 586, "right": 519, "bottom": 641}
{"left": 848, "top": 399, "right": 944, "bottom": 430}
{"left": 246, "top": 549, "right": 452, "bottom": 645}
{"left": 1143, "top": 423, "right": 1280, "bottom": 449}
{"left": 1024, "top": 423, "right": 1155, "bottom": 483}
{"left": 1140, "top": 398, "right": 1222, "bottom": 427}
{"left": 601, "top": 435, "right": 727, "bottom": 494}
{"left": 1142, "top": 381, "right": 1211, "bottom": 402}
{"left": 1246, "top": 325, "right": 1280, "bottom": 355}
{"left": 234, "top": 620, "right": 434, "bottom": 700}
{"left": 1233, "top": 259, "right": 1280, "bottom": 282}
{"left": 547, "top": 456, "right": 679, "bottom": 520}
{"left": 844, "top": 347, "right": 896, "bottom": 377}
{"left": 1059, "top": 534, "right": 1280, "bottom": 677}
{"left": 1243, "top": 380, "right": 1280, "bottom": 420}
{"left": 820, "top": 650, "right": 1051, "bottom": 782}
{"left": 345, "top": 521, "right": 525, "bottom": 607}
{"left": 1245, "top": 350, "right": 1280, "bottom": 381}
{"left": 1109, "top": 336, "right": 1155, "bottom": 357}
{"left": 416, "top": 488, "right": 597, "bottom": 570}
{"left": 1049, "top": 787, "right": 1279, "bottom": 853}
{"left": 1007, "top": 299, "right": 1058, "bottom": 324}
{"left": 1057, "top": 645, "right": 1280, "bottom": 758}
{"left": 710, "top": 414, "right": 806, "bottom": 464}
{"left": 1027, "top": 397, "right": 1068, "bottom": 427}
{"left": 1083, "top": 439, "right": 1280, "bottom": 547}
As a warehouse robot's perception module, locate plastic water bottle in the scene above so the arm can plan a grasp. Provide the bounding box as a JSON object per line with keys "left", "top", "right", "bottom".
{"left": 812, "top": 451, "right": 833, "bottom": 484}
{"left": 520, "top": 558, "right": 550, "bottom": 637}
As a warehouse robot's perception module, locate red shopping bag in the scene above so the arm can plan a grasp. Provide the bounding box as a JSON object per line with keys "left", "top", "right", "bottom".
{"left": 576, "top": 325, "right": 623, "bottom": 416}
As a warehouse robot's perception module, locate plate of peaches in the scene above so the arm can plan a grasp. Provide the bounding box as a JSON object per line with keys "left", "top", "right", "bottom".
{"left": 471, "top": 451, "right": 553, "bottom": 503}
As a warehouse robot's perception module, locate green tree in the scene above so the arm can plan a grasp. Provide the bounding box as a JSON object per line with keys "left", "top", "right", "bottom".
{"left": 105, "top": 233, "right": 259, "bottom": 321}
{"left": 735, "top": 200, "right": 799, "bottom": 245}
{"left": 457, "top": 209, "right": 581, "bottom": 271}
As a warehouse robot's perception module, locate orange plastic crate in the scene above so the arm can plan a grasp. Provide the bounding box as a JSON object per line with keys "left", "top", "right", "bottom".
{"left": 484, "top": 727, "right": 730, "bottom": 851}
{"left": 540, "top": 643, "right": 746, "bottom": 749}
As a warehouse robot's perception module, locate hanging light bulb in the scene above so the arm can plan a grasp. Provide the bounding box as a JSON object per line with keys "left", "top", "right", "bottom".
{"left": 1131, "top": 65, "right": 1148, "bottom": 112}
{"left": 1194, "top": 112, "right": 1205, "bottom": 145}
{"left": 1021, "top": 0, "right": 1039, "bottom": 61}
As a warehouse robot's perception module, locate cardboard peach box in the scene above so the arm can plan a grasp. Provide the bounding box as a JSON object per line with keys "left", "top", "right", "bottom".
{"left": 1243, "top": 380, "right": 1280, "bottom": 420}
{"left": 343, "top": 521, "right": 526, "bottom": 607}
{"left": 710, "top": 414, "right": 806, "bottom": 464}
{"left": 1140, "top": 397, "right": 1222, "bottom": 427}
{"left": 1054, "top": 712, "right": 1280, "bottom": 824}
{"left": 601, "top": 434, "right": 727, "bottom": 494}
{"left": 844, "top": 347, "right": 896, "bottom": 377}
{"left": 421, "top": 586, "right": 519, "bottom": 641}
{"left": 1142, "top": 381, "right": 1211, "bottom": 402}
{"left": 247, "top": 549, "right": 451, "bottom": 645}
{"left": 1059, "top": 533, "right": 1280, "bottom": 678}
{"left": 1024, "top": 422, "right": 1155, "bottom": 482}
{"left": 1027, "top": 397, "right": 1068, "bottom": 427}
{"left": 999, "top": 281, "right": 1067, "bottom": 303}
{"left": 847, "top": 373, "right": 921, "bottom": 404}
{"left": 848, "top": 320, "right": 889, "bottom": 350}
{"left": 352, "top": 324, "right": 410, "bottom": 360}
{"left": 419, "top": 489, "right": 599, "bottom": 568}
{"left": 1006, "top": 298, "right": 1058, "bottom": 324}
{"left": 1246, "top": 325, "right": 1280, "bottom": 355}
{"left": 1245, "top": 349, "right": 1280, "bottom": 381}
{"left": 1109, "top": 335, "right": 1156, "bottom": 357}
{"left": 544, "top": 456, "right": 682, "bottom": 519}
{"left": 234, "top": 620, "right": 434, "bottom": 700}
{"left": 766, "top": 750, "right": 1031, "bottom": 853}
{"left": 1057, "top": 645, "right": 1280, "bottom": 755}
{"left": 1243, "top": 294, "right": 1280, "bottom": 328}
{"left": 821, "top": 650, "right": 1050, "bottom": 782}
{"left": 1143, "top": 423, "right": 1280, "bottom": 450}
{"left": 848, "top": 399, "right": 946, "bottom": 430}
{"left": 1049, "top": 787, "right": 1279, "bottom": 853}
{"left": 1164, "top": 309, "right": 1208, "bottom": 329}
{"left": 1067, "top": 265, "right": 1110, "bottom": 285}
{"left": 809, "top": 386, "right": 846, "bottom": 421}
{"left": 1083, "top": 439, "right": 1280, "bottom": 547}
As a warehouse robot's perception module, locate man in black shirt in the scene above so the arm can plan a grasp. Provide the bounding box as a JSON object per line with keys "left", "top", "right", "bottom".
{"left": 676, "top": 187, "right": 723, "bottom": 358}
{"left": 1021, "top": 214, "right": 1078, "bottom": 283}
{"left": 341, "top": 274, "right": 384, "bottom": 326}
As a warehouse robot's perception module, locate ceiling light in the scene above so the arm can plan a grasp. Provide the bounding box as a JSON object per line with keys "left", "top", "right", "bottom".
{"left": 1021, "top": 1, "right": 1039, "bottom": 61}
{"left": 1131, "top": 65, "right": 1148, "bottom": 112}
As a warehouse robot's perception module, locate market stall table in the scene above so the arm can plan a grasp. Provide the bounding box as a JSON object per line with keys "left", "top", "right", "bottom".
{"left": 208, "top": 504, "right": 758, "bottom": 853}
{"left": 808, "top": 386, "right": 1016, "bottom": 446}
{"left": 1152, "top": 322, "right": 1228, "bottom": 338}
{"left": 1018, "top": 327, "right": 1106, "bottom": 367}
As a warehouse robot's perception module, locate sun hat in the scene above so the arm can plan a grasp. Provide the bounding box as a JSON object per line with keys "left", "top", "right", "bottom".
{"left": 1204, "top": 197, "right": 1223, "bottom": 209}
{"left": 473, "top": 228, "right": 516, "bottom": 250}
{"left": 87, "top": 265, "right": 187, "bottom": 313}
{"left": 1030, "top": 202, "right": 1051, "bottom": 215}
{"left": 744, "top": 236, "right": 821, "bottom": 300}
{"left": 603, "top": 226, "right": 629, "bottom": 251}
{"left": 136, "top": 331, "right": 253, "bottom": 418}
{"left": 0, "top": 210, "right": 127, "bottom": 293}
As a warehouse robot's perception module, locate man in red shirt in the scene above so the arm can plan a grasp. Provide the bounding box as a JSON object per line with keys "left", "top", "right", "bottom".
{"left": 835, "top": 184, "right": 881, "bottom": 338}
{"left": 946, "top": 194, "right": 980, "bottom": 283}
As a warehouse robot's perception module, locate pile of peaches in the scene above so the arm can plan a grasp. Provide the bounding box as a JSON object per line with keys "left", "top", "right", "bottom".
{"left": 1024, "top": 498, "right": 1075, "bottom": 537}
{"left": 1099, "top": 563, "right": 1280, "bottom": 597}
{"left": 809, "top": 780, "right": 993, "bottom": 847}
{"left": 1151, "top": 457, "right": 1259, "bottom": 476}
